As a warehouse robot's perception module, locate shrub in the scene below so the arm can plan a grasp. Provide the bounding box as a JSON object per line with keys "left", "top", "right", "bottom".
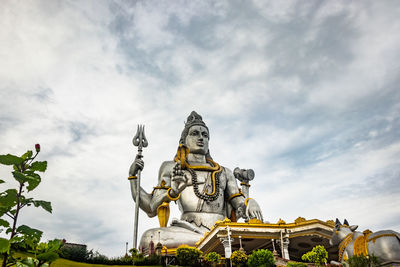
{"left": 204, "top": 251, "right": 221, "bottom": 264}
{"left": 346, "top": 254, "right": 380, "bottom": 267}
{"left": 301, "top": 245, "right": 328, "bottom": 267}
{"left": 86, "top": 250, "right": 108, "bottom": 265}
{"left": 247, "top": 249, "right": 275, "bottom": 267}
{"left": 287, "top": 262, "right": 308, "bottom": 267}
{"left": 133, "top": 254, "right": 161, "bottom": 266}
{"left": 60, "top": 244, "right": 88, "bottom": 262}
{"left": 176, "top": 245, "right": 202, "bottom": 266}
{"left": 231, "top": 250, "right": 248, "bottom": 266}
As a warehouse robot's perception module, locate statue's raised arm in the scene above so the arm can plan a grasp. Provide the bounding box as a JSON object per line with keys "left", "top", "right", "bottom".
{"left": 128, "top": 111, "right": 264, "bottom": 249}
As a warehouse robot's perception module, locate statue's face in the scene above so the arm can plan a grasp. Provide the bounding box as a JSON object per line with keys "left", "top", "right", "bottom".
{"left": 185, "top": 125, "right": 209, "bottom": 155}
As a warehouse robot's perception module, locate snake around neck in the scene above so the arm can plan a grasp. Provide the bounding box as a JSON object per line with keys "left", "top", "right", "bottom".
{"left": 174, "top": 145, "right": 222, "bottom": 202}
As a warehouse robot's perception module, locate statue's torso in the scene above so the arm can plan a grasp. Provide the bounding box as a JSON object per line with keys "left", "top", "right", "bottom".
{"left": 160, "top": 161, "right": 228, "bottom": 215}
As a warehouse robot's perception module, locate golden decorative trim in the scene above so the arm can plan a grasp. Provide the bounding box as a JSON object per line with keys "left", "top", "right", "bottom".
{"left": 174, "top": 144, "right": 222, "bottom": 197}
{"left": 166, "top": 188, "right": 180, "bottom": 201}
{"left": 240, "top": 182, "right": 250, "bottom": 187}
{"left": 338, "top": 233, "right": 353, "bottom": 261}
{"left": 353, "top": 232, "right": 371, "bottom": 256}
{"left": 295, "top": 217, "right": 306, "bottom": 224}
{"left": 326, "top": 220, "right": 335, "bottom": 227}
{"left": 368, "top": 233, "right": 397, "bottom": 243}
{"left": 249, "top": 218, "right": 263, "bottom": 224}
{"left": 157, "top": 202, "right": 170, "bottom": 227}
{"left": 154, "top": 180, "right": 169, "bottom": 190}
{"left": 287, "top": 232, "right": 332, "bottom": 239}
{"left": 153, "top": 186, "right": 169, "bottom": 190}
{"left": 128, "top": 175, "right": 137, "bottom": 180}
{"left": 363, "top": 229, "right": 372, "bottom": 235}
{"left": 244, "top": 198, "right": 253, "bottom": 206}
{"left": 198, "top": 218, "right": 335, "bottom": 232}
{"left": 223, "top": 217, "right": 231, "bottom": 223}
{"left": 228, "top": 190, "right": 244, "bottom": 201}
{"left": 214, "top": 219, "right": 223, "bottom": 225}
{"left": 277, "top": 218, "right": 286, "bottom": 225}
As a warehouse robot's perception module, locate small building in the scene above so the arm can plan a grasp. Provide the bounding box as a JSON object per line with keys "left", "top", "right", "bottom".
{"left": 195, "top": 217, "right": 338, "bottom": 263}
{"left": 156, "top": 217, "right": 337, "bottom": 264}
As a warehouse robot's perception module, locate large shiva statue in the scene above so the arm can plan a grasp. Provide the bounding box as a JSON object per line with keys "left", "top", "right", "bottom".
{"left": 128, "top": 111, "right": 263, "bottom": 249}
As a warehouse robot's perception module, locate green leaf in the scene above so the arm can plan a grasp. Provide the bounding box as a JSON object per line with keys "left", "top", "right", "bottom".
{"left": 0, "top": 179, "right": 4, "bottom": 184}
{"left": 0, "top": 218, "right": 10, "bottom": 228}
{"left": 47, "top": 239, "right": 63, "bottom": 252}
{"left": 37, "top": 251, "right": 59, "bottom": 263}
{"left": 20, "top": 196, "right": 33, "bottom": 205}
{"left": 0, "top": 154, "right": 24, "bottom": 166}
{"left": 0, "top": 189, "right": 18, "bottom": 207}
{"left": 16, "top": 257, "right": 38, "bottom": 267}
{"left": 29, "top": 161, "right": 47, "bottom": 172}
{"left": 12, "top": 171, "right": 41, "bottom": 191}
{"left": 32, "top": 200, "right": 52, "bottom": 213}
{"left": 12, "top": 171, "right": 27, "bottom": 184}
{"left": 21, "top": 151, "right": 33, "bottom": 160}
{"left": 17, "top": 225, "right": 43, "bottom": 240}
{"left": 10, "top": 236, "right": 24, "bottom": 243}
{"left": 0, "top": 237, "right": 11, "bottom": 253}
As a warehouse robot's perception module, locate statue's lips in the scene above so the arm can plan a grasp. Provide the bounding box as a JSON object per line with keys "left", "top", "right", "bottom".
{"left": 196, "top": 142, "right": 204, "bottom": 146}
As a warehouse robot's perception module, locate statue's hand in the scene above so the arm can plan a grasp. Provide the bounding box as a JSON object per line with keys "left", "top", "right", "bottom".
{"left": 129, "top": 155, "right": 144, "bottom": 176}
{"left": 246, "top": 199, "right": 263, "bottom": 222}
{"left": 170, "top": 163, "right": 188, "bottom": 196}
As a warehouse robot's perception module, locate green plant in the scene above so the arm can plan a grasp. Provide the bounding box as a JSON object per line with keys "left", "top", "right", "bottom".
{"left": 346, "top": 254, "right": 380, "bottom": 267}
{"left": 176, "top": 245, "right": 202, "bottom": 266}
{"left": 132, "top": 254, "right": 160, "bottom": 266}
{"left": 287, "top": 261, "right": 308, "bottom": 267}
{"left": 247, "top": 249, "right": 275, "bottom": 267}
{"left": 0, "top": 144, "right": 54, "bottom": 267}
{"left": 204, "top": 251, "right": 221, "bottom": 265}
{"left": 32, "top": 239, "right": 64, "bottom": 266}
{"left": 60, "top": 244, "right": 88, "bottom": 262}
{"left": 301, "top": 245, "right": 328, "bottom": 267}
{"left": 231, "top": 250, "right": 248, "bottom": 266}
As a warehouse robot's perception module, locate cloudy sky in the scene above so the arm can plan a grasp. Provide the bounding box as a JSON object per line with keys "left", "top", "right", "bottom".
{"left": 1, "top": 0, "right": 399, "bottom": 257}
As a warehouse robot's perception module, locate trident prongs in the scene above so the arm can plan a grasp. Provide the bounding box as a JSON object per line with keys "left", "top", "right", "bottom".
{"left": 131, "top": 124, "right": 148, "bottom": 249}
{"left": 133, "top": 125, "right": 148, "bottom": 153}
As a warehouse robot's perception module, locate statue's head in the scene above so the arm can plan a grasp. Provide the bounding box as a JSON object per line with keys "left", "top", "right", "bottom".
{"left": 179, "top": 111, "right": 211, "bottom": 157}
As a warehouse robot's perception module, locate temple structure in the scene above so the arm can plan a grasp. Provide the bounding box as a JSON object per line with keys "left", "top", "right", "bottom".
{"left": 158, "top": 217, "right": 338, "bottom": 264}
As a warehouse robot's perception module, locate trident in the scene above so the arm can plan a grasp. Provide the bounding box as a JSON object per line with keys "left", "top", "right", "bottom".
{"left": 132, "top": 124, "right": 148, "bottom": 249}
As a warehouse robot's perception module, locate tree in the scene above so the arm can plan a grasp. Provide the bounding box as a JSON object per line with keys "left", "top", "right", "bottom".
{"left": 247, "top": 249, "right": 275, "bottom": 267}
{"left": 176, "top": 245, "right": 202, "bottom": 266}
{"left": 301, "top": 245, "right": 328, "bottom": 267}
{"left": 0, "top": 144, "right": 55, "bottom": 267}
{"left": 204, "top": 251, "right": 221, "bottom": 266}
{"left": 231, "top": 250, "right": 248, "bottom": 267}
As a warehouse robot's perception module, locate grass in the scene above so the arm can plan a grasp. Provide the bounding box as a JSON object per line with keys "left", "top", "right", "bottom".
{"left": 52, "top": 257, "right": 161, "bottom": 267}
{"left": 2, "top": 254, "right": 162, "bottom": 267}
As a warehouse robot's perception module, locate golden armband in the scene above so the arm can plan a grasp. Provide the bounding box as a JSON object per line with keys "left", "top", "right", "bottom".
{"left": 244, "top": 198, "right": 253, "bottom": 206}
{"left": 128, "top": 175, "right": 137, "bottom": 180}
{"left": 166, "top": 188, "right": 180, "bottom": 201}
{"left": 228, "top": 191, "right": 245, "bottom": 201}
